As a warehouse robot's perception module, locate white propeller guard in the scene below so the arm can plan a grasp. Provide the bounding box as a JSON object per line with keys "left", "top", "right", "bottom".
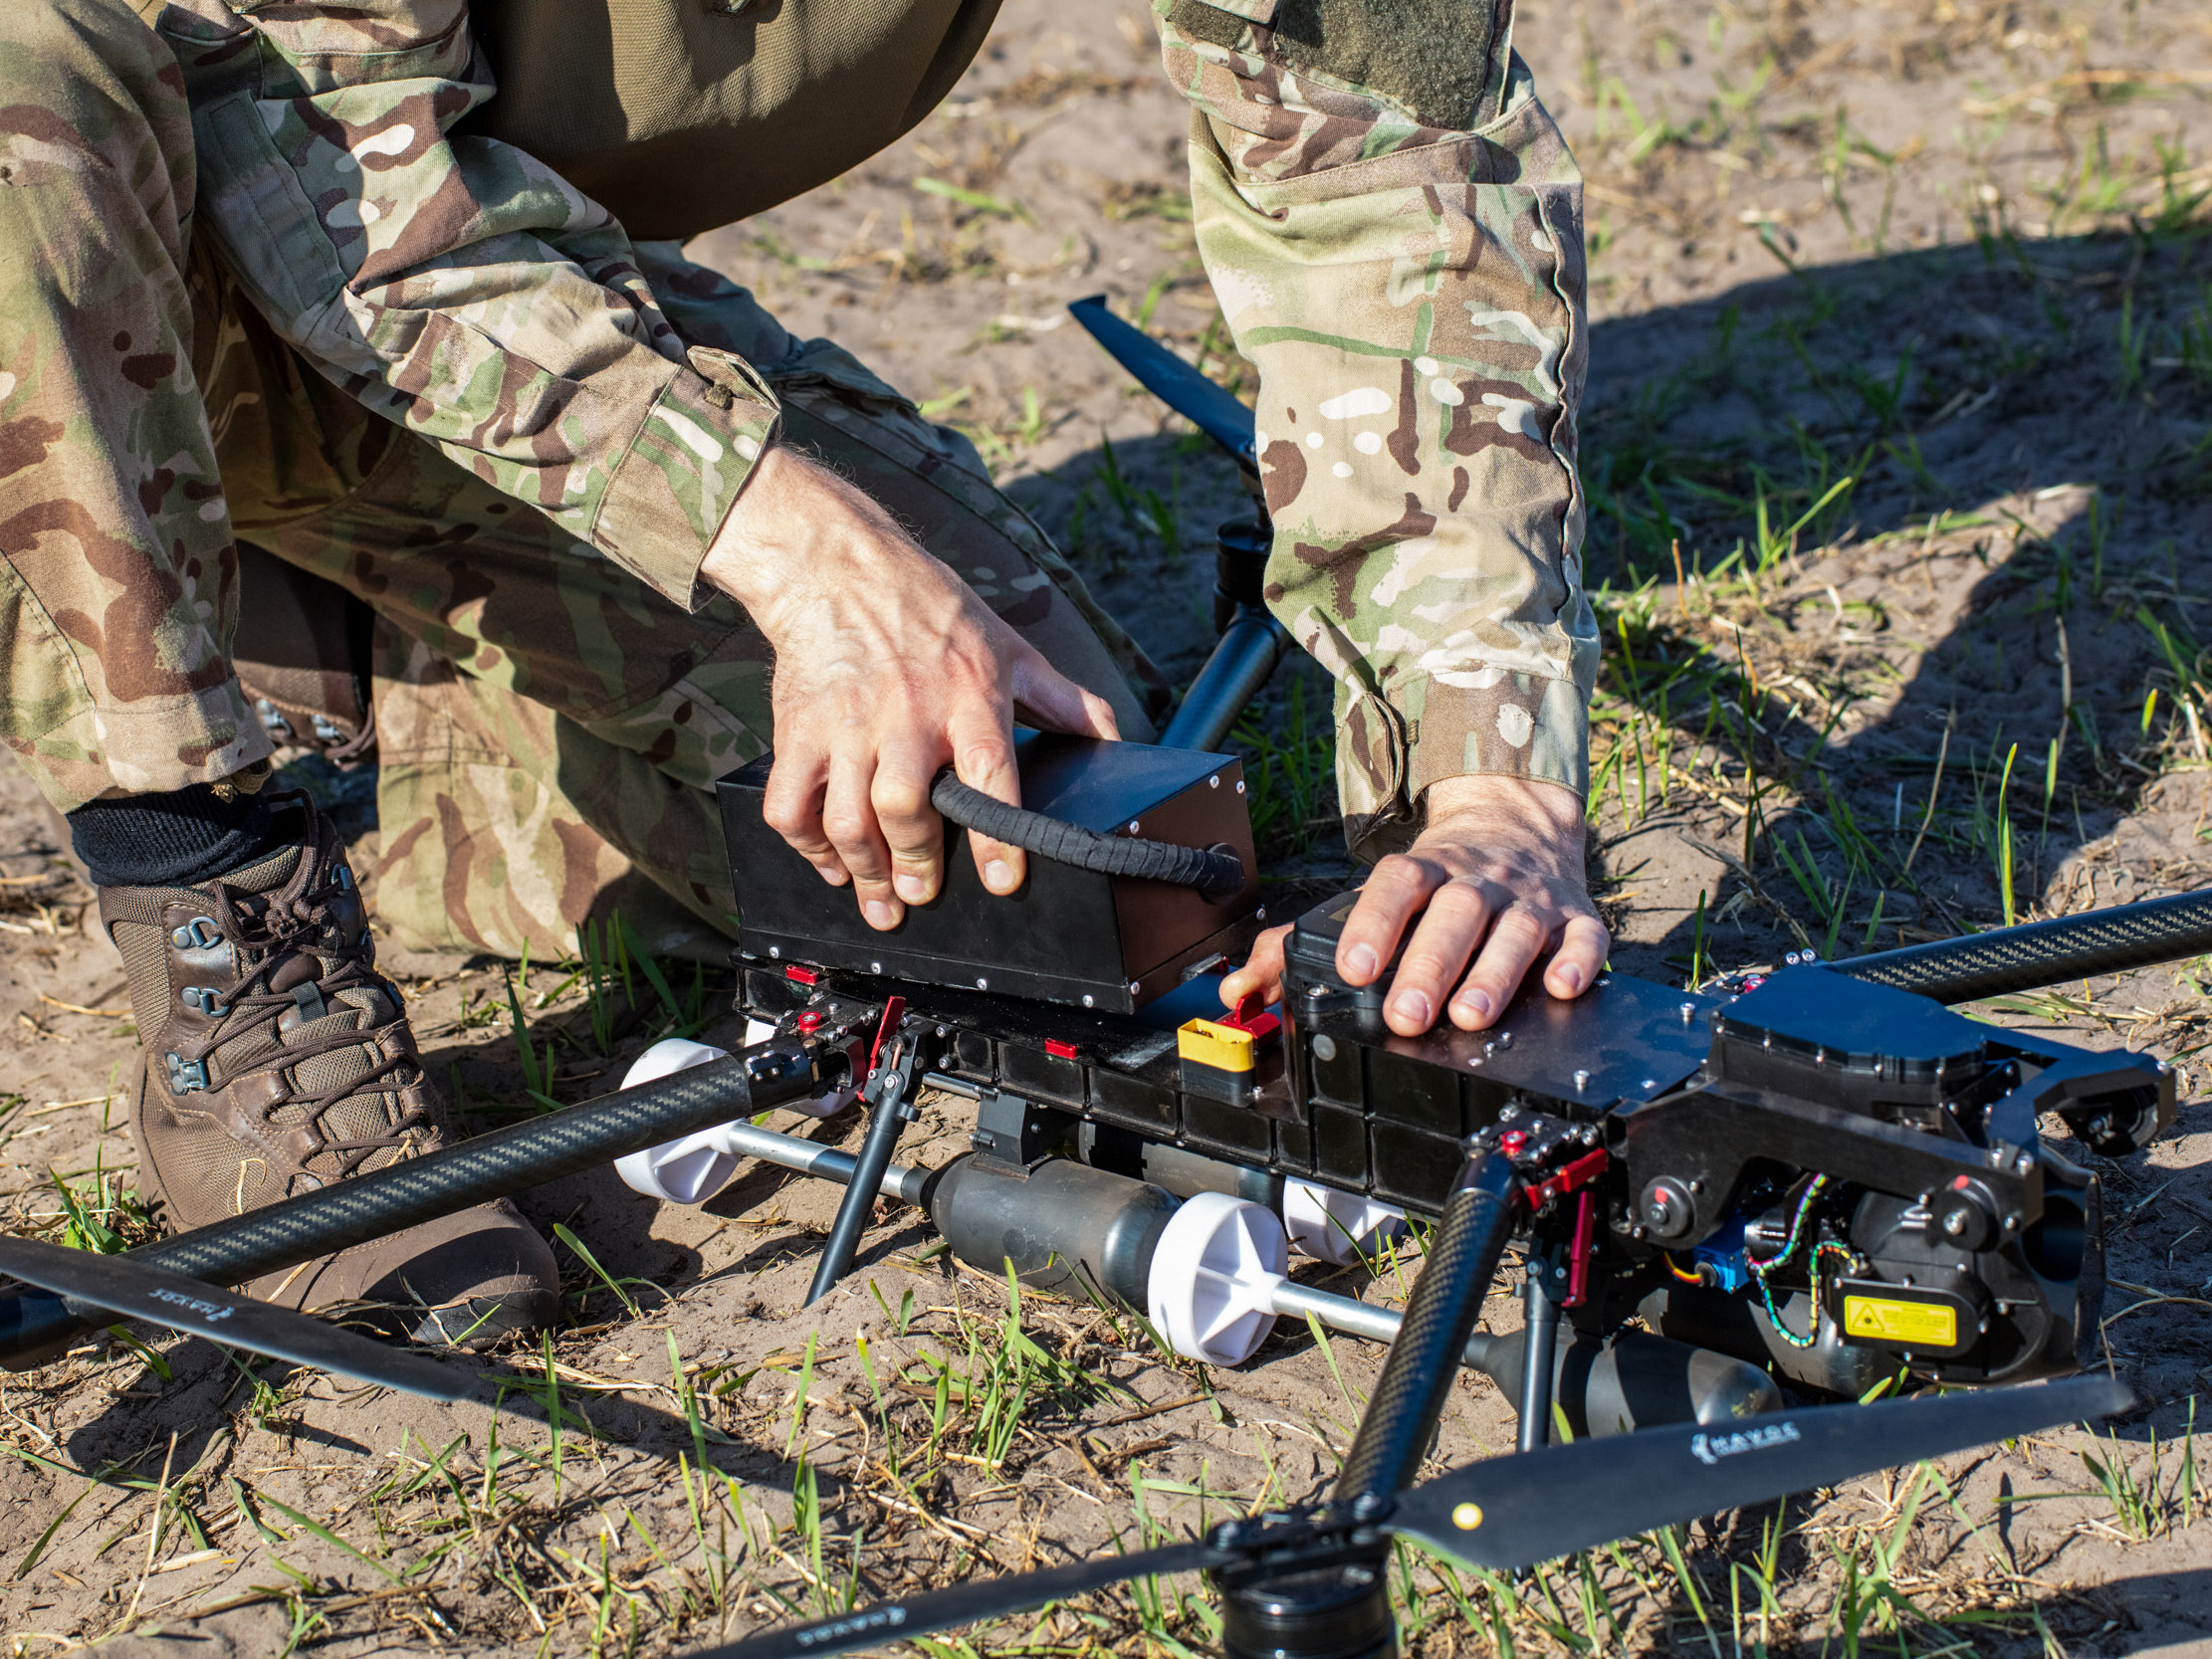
{"left": 610, "top": 1022, "right": 850, "bottom": 1205}
{"left": 1146, "top": 1191, "right": 1289, "bottom": 1366}
{"left": 1281, "top": 1178, "right": 1409, "bottom": 1267}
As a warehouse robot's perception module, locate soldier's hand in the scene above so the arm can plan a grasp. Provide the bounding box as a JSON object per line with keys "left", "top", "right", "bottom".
{"left": 702, "top": 447, "right": 1119, "bottom": 931}
{"left": 1219, "top": 776, "right": 1608, "bottom": 1034}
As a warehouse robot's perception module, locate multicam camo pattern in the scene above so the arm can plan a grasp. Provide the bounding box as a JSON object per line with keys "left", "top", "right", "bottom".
{"left": 0, "top": 1, "right": 1155, "bottom": 959}
{"left": 156, "top": 0, "right": 783, "bottom": 613}
{"left": 1157, "top": 0, "right": 1600, "bottom": 851}
{"left": 327, "top": 262, "right": 1164, "bottom": 959}
{"left": 2, "top": 0, "right": 1592, "bottom": 955}
{"left": 0, "top": 0, "right": 269, "bottom": 806}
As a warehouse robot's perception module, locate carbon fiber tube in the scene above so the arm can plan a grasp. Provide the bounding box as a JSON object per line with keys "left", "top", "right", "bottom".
{"left": 1335, "top": 1152, "right": 1519, "bottom": 1503}
{"left": 1838, "top": 887, "right": 2212, "bottom": 1003}
{"left": 1158, "top": 606, "right": 1294, "bottom": 756}
{"left": 0, "top": 1038, "right": 836, "bottom": 1369}
{"left": 929, "top": 772, "right": 1244, "bottom": 898}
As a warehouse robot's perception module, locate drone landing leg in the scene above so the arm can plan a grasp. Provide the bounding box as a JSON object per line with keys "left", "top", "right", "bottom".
{"left": 1516, "top": 1252, "right": 1561, "bottom": 1454}
{"left": 1216, "top": 1151, "right": 1522, "bottom": 1659}
{"left": 805, "top": 1016, "right": 918, "bottom": 1305}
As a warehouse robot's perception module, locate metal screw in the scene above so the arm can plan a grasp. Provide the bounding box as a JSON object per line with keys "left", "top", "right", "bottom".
{"left": 1255, "top": 906, "right": 1266, "bottom": 921}
{"left": 1235, "top": 780, "right": 1246, "bottom": 794}
{"left": 1573, "top": 1068, "right": 1590, "bottom": 1091}
{"left": 1312, "top": 1035, "right": 1338, "bottom": 1062}
{"left": 1210, "top": 775, "right": 1220, "bottom": 788}
{"left": 1680, "top": 1001, "right": 1697, "bottom": 1023}
{"left": 976, "top": 977, "right": 989, "bottom": 989}
{"left": 1496, "top": 1030, "right": 1512, "bottom": 1047}
{"left": 1082, "top": 994, "right": 1095, "bottom": 1008}
{"left": 1307, "top": 984, "right": 1326, "bottom": 999}
{"left": 769, "top": 946, "right": 781, "bottom": 958}
{"left": 1128, "top": 981, "right": 1140, "bottom": 995}
{"left": 870, "top": 960, "right": 882, "bottom": 974}
{"left": 1500, "top": 1104, "right": 1519, "bottom": 1121}
{"left": 1129, "top": 820, "right": 1142, "bottom": 834}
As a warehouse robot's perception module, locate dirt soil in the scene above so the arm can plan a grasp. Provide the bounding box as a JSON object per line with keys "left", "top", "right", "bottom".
{"left": 7, "top": 0, "right": 2212, "bottom": 1654}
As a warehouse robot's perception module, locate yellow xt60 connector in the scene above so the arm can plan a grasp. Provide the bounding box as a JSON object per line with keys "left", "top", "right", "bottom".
{"left": 1177, "top": 1017, "right": 1258, "bottom": 1074}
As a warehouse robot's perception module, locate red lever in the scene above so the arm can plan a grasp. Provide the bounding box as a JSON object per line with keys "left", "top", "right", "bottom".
{"left": 1221, "top": 990, "right": 1281, "bottom": 1040}
{"left": 1525, "top": 1147, "right": 1609, "bottom": 1211}
{"left": 866, "top": 994, "right": 906, "bottom": 1077}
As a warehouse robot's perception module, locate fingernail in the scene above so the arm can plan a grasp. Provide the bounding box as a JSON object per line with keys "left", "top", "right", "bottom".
{"left": 894, "top": 873, "right": 929, "bottom": 904}
{"left": 1390, "top": 989, "right": 1432, "bottom": 1028}
{"left": 864, "top": 900, "right": 896, "bottom": 930}
{"left": 1555, "top": 962, "right": 1585, "bottom": 995}
{"left": 1344, "top": 944, "right": 1380, "bottom": 981}
{"left": 1456, "top": 988, "right": 1494, "bottom": 1024}
{"left": 985, "top": 859, "right": 1014, "bottom": 891}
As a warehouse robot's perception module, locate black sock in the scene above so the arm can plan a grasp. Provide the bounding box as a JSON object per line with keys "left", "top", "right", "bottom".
{"left": 68, "top": 783, "right": 287, "bottom": 888}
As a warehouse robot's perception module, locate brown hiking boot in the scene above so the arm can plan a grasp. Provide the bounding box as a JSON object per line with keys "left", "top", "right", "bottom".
{"left": 98, "top": 793, "right": 559, "bottom": 1347}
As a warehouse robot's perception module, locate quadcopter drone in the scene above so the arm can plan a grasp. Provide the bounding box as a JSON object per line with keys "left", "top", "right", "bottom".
{"left": 0, "top": 301, "right": 2195, "bottom": 1659}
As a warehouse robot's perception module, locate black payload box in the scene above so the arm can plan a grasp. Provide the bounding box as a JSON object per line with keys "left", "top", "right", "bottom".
{"left": 718, "top": 734, "right": 1264, "bottom": 1013}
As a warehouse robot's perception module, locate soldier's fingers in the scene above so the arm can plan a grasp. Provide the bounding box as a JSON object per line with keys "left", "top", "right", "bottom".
{"left": 872, "top": 754, "right": 945, "bottom": 911}
{"left": 1544, "top": 913, "right": 1612, "bottom": 1000}
{"left": 822, "top": 752, "right": 901, "bottom": 930}
{"left": 950, "top": 711, "right": 1025, "bottom": 897}
{"left": 1336, "top": 854, "right": 1438, "bottom": 987}
{"left": 1220, "top": 924, "right": 1292, "bottom": 1011}
{"left": 762, "top": 748, "right": 848, "bottom": 886}
{"left": 1010, "top": 649, "right": 1120, "bottom": 740}
{"left": 1449, "top": 903, "right": 1553, "bottom": 1031}
{"left": 1383, "top": 881, "right": 1494, "bottom": 1036}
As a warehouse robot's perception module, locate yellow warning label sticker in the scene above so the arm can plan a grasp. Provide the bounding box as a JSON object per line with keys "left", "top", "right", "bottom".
{"left": 1843, "top": 1295, "right": 1957, "bottom": 1348}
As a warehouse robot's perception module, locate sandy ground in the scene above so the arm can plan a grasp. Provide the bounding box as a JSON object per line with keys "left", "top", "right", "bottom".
{"left": 6, "top": 0, "right": 2212, "bottom": 1653}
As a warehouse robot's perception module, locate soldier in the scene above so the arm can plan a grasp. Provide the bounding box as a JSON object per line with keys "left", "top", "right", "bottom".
{"left": 0, "top": 0, "right": 1606, "bottom": 1342}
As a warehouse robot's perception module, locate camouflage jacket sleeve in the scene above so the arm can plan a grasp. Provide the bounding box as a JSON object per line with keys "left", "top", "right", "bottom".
{"left": 156, "top": 0, "right": 778, "bottom": 610}
{"left": 1154, "top": 0, "right": 1601, "bottom": 853}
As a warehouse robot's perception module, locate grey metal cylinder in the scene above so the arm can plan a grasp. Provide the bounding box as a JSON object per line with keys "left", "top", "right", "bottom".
{"left": 1476, "top": 1326, "right": 1782, "bottom": 1440}
{"left": 927, "top": 1154, "right": 1175, "bottom": 1307}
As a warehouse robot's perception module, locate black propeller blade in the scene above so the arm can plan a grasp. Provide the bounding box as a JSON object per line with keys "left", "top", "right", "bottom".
{"left": 1391, "top": 1370, "right": 2134, "bottom": 1568}
{"left": 0, "top": 1235, "right": 472, "bottom": 1402}
{"left": 694, "top": 1371, "right": 2133, "bottom": 1659}
{"left": 704, "top": 1541, "right": 1230, "bottom": 1659}
{"left": 1067, "top": 294, "right": 1256, "bottom": 466}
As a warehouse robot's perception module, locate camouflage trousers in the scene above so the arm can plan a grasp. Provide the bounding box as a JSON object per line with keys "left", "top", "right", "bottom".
{"left": 0, "top": 0, "right": 1162, "bottom": 960}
